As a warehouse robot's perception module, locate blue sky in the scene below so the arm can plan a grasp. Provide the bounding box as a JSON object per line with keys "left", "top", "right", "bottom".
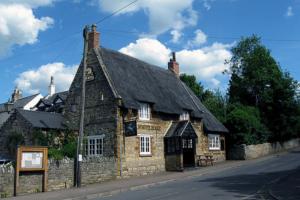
{"left": 0, "top": 0, "right": 299, "bottom": 103}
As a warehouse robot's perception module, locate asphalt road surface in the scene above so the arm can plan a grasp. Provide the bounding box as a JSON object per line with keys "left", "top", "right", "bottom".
{"left": 95, "top": 149, "right": 300, "bottom": 200}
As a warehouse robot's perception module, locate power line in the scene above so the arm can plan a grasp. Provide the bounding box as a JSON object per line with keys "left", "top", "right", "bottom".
{"left": 1, "top": 0, "right": 139, "bottom": 63}
{"left": 95, "top": 0, "right": 139, "bottom": 24}
{"left": 101, "top": 28, "right": 300, "bottom": 42}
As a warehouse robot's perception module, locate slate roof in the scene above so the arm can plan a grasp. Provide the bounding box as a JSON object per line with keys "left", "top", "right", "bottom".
{"left": 17, "top": 109, "right": 63, "bottom": 129}
{"left": 13, "top": 94, "right": 40, "bottom": 108}
{"left": 96, "top": 47, "right": 228, "bottom": 133}
{"left": 0, "top": 103, "right": 5, "bottom": 112}
{"left": 0, "top": 112, "right": 10, "bottom": 128}
{"left": 165, "top": 121, "right": 197, "bottom": 138}
{"left": 46, "top": 91, "right": 68, "bottom": 102}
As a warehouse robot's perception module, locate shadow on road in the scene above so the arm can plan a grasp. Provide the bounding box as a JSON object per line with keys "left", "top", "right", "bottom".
{"left": 290, "top": 150, "right": 300, "bottom": 154}
{"left": 197, "top": 164, "right": 300, "bottom": 199}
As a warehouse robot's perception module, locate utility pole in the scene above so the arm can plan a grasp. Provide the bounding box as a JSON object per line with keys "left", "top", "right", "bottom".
{"left": 76, "top": 25, "right": 89, "bottom": 188}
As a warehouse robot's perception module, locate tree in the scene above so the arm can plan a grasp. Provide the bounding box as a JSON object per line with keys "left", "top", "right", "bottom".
{"left": 180, "top": 74, "right": 205, "bottom": 100}
{"left": 202, "top": 90, "right": 228, "bottom": 123}
{"left": 180, "top": 73, "right": 227, "bottom": 122}
{"left": 226, "top": 104, "right": 269, "bottom": 145}
{"left": 226, "top": 35, "right": 300, "bottom": 142}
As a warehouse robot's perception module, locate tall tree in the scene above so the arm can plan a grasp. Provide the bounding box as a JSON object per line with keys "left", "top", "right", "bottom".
{"left": 180, "top": 74, "right": 227, "bottom": 122}
{"left": 180, "top": 74, "right": 205, "bottom": 100}
{"left": 226, "top": 35, "right": 300, "bottom": 141}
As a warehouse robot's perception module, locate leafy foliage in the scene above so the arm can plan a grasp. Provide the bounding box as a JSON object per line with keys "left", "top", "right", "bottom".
{"left": 6, "top": 131, "right": 25, "bottom": 156}
{"left": 226, "top": 104, "right": 269, "bottom": 145}
{"left": 180, "top": 35, "right": 300, "bottom": 145}
{"left": 226, "top": 35, "right": 300, "bottom": 142}
{"left": 33, "top": 129, "right": 77, "bottom": 160}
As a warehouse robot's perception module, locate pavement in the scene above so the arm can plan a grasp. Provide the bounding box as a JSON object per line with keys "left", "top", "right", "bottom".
{"left": 6, "top": 148, "right": 300, "bottom": 200}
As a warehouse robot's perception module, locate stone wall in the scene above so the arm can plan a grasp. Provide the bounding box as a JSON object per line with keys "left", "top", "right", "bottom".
{"left": 0, "top": 159, "right": 74, "bottom": 198}
{"left": 0, "top": 111, "right": 34, "bottom": 159}
{"left": 192, "top": 121, "right": 226, "bottom": 163}
{"left": 63, "top": 49, "right": 118, "bottom": 183}
{"left": 228, "top": 138, "right": 300, "bottom": 160}
{"left": 81, "top": 157, "right": 116, "bottom": 185}
{"left": 119, "top": 112, "right": 171, "bottom": 177}
{"left": 0, "top": 164, "right": 14, "bottom": 198}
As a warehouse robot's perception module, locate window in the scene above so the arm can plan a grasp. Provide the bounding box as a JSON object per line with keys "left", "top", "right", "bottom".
{"left": 182, "top": 139, "right": 193, "bottom": 149}
{"left": 180, "top": 111, "right": 190, "bottom": 121}
{"left": 208, "top": 134, "right": 220, "bottom": 150}
{"left": 140, "top": 135, "right": 151, "bottom": 155}
{"left": 138, "top": 103, "right": 150, "bottom": 120}
{"left": 86, "top": 135, "right": 104, "bottom": 156}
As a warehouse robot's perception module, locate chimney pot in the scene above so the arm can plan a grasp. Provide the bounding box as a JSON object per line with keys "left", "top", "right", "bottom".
{"left": 168, "top": 52, "right": 179, "bottom": 77}
{"left": 88, "top": 24, "right": 100, "bottom": 50}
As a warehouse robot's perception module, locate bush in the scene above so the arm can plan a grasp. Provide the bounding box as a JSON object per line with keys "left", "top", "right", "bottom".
{"left": 33, "top": 129, "right": 77, "bottom": 160}
{"left": 226, "top": 104, "right": 270, "bottom": 145}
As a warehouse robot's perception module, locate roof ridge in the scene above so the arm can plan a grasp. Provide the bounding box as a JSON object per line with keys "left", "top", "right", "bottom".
{"left": 16, "top": 93, "right": 40, "bottom": 101}
{"left": 101, "top": 47, "right": 171, "bottom": 73}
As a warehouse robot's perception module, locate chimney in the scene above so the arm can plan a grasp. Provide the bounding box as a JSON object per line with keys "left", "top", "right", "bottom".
{"left": 48, "top": 76, "right": 55, "bottom": 96}
{"left": 11, "top": 87, "right": 22, "bottom": 103}
{"left": 168, "top": 52, "right": 179, "bottom": 77}
{"left": 88, "top": 24, "right": 100, "bottom": 50}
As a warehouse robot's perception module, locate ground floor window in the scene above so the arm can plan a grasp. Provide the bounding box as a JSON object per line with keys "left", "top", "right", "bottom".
{"left": 86, "top": 135, "right": 104, "bottom": 156}
{"left": 208, "top": 134, "right": 220, "bottom": 150}
{"left": 140, "top": 135, "right": 151, "bottom": 156}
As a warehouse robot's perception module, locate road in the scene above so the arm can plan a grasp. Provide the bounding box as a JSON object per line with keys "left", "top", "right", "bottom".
{"left": 95, "top": 149, "right": 300, "bottom": 200}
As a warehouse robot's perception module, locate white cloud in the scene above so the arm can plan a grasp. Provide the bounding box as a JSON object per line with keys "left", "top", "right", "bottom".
{"left": 170, "top": 29, "right": 182, "bottom": 43}
{"left": 119, "top": 38, "right": 171, "bottom": 67}
{"left": 187, "top": 29, "right": 207, "bottom": 47}
{"left": 202, "top": 0, "right": 215, "bottom": 10}
{"left": 1, "top": 0, "right": 56, "bottom": 8}
{"left": 286, "top": 6, "right": 294, "bottom": 17}
{"left": 119, "top": 38, "right": 232, "bottom": 88}
{"left": 96, "top": 0, "right": 198, "bottom": 37}
{"left": 0, "top": 1, "right": 54, "bottom": 57}
{"left": 15, "top": 63, "right": 78, "bottom": 95}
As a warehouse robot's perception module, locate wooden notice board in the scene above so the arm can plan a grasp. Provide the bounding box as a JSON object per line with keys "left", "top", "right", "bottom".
{"left": 14, "top": 146, "right": 48, "bottom": 196}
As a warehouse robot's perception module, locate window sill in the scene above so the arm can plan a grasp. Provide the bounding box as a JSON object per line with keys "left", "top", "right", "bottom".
{"left": 138, "top": 118, "right": 151, "bottom": 121}
{"left": 209, "top": 148, "right": 221, "bottom": 151}
{"left": 139, "top": 153, "right": 152, "bottom": 157}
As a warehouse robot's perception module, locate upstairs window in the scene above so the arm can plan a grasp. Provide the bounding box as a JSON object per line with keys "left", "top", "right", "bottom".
{"left": 208, "top": 134, "right": 220, "bottom": 150}
{"left": 138, "top": 103, "right": 150, "bottom": 120}
{"left": 86, "top": 135, "right": 104, "bottom": 156}
{"left": 180, "top": 111, "right": 190, "bottom": 121}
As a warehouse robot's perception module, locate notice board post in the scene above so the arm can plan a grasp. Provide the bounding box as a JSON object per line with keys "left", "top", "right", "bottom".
{"left": 14, "top": 146, "right": 48, "bottom": 196}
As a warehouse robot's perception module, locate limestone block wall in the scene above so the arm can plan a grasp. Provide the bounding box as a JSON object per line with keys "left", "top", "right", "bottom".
{"left": 192, "top": 121, "right": 226, "bottom": 163}
{"left": 116, "top": 112, "right": 169, "bottom": 176}
{"left": 0, "top": 159, "right": 74, "bottom": 198}
{"left": 228, "top": 138, "right": 300, "bottom": 160}
{"left": 81, "top": 157, "right": 116, "bottom": 185}
{"left": 0, "top": 164, "right": 14, "bottom": 198}
{"left": 120, "top": 116, "right": 171, "bottom": 177}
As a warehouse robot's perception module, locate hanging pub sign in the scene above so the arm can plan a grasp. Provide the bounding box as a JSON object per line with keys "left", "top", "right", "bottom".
{"left": 124, "top": 120, "right": 137, "bottom": 136}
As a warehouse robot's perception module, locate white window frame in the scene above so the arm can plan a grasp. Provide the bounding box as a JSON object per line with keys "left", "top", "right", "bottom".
{"left": 139, "top": 135, "right": 151, "bottom": 156}
{"left": 138, "top": 103, "right": 151, "bottom": 120}
{"left": 86, "top": 135, "right": 104, "bottom": 156}
{"left": 179, "top": 111, "right": 190, "bottom": 121}
{"left": 208, "top": 134, "right": 220, "bottom": 150}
